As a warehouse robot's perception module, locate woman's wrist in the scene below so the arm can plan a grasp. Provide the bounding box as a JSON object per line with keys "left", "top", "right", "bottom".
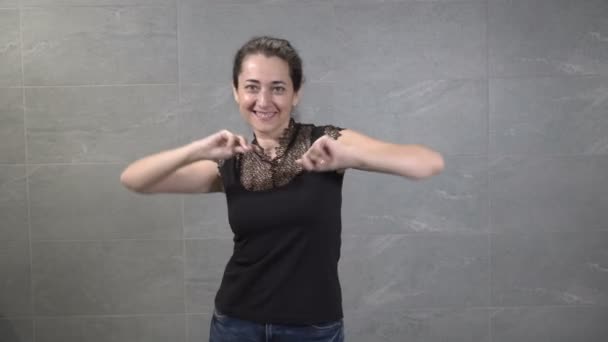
{"left": 338, "top": 144, "right": 364, "bottom": 170}
{"left": 181, "top": 143, "right": 209, "bottom": 164}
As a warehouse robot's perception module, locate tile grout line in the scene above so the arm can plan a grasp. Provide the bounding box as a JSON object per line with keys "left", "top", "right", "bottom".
{"left": 18, "top": 3, "right": 36, "bottom": 341}
{"left": 343, "top": 304, "right": 608, "bottom": 315}
{"left": 5, "top": 76, "right": 607, "bottom": 90}
{"left": 16, "top": 83, "right": 178, "bottom": 88}
{"left": 175, "top": 0, "right": 190, "bottom": 340}
{"left": 19, "top": 5, "right": 176, "bottom": 9}
{"left": 7, "top": 72, "right": 608, "bottom": 88}
{"left": 485, "top": 0, "right": 493, "bottom": 341}
{"left": 10, "top": 313, "right": 194, "bottom": 320}
{"left": 2, "top": 303, "right": 605, "bottom": 321}
{"left": 21, "top": 229, "right": 608, "bottom": 244}
{"left": 181, "top": 195, "right": 189, "bottom": 342}
{"left": 17, "top": 153, "right": 608, "bottom": 169}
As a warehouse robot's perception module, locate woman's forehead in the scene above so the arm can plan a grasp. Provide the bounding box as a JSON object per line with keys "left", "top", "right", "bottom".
{"left": 240, "top": 55, "right": 290, "bottom": 78}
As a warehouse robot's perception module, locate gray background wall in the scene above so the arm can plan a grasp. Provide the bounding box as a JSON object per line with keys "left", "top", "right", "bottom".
{"left": 1, "top": 0, "right": 607, "bottom": 341}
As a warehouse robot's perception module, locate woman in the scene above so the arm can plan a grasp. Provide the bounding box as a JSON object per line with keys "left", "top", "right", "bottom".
{"left": 121, "top": 36, "right": 444, "bottom": 342}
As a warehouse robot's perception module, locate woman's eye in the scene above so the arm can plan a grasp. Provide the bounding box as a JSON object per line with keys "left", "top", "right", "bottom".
{"left": 245, "top": 85, "right": 258, "bottom": 91}
{"left": 273, "top": 87, "right": 286, "bottom": 93}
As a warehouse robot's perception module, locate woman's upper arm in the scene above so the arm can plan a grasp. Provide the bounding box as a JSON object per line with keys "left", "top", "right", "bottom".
{"left": 337, "top": 129, "right": 444, "bottom": 178}
{"left": 143, "top": 160, "right": 223, "bottom": 194}
{"left": 336, "top": 129, "right": 386, "bottom": 152}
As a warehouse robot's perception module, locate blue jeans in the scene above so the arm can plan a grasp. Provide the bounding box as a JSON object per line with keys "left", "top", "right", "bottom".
{"left": 209, "top": 309, "right": 344, "bottom": 342}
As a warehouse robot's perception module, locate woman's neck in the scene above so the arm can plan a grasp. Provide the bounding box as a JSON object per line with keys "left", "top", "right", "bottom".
{"left": 252, "top": 119, "right": 295, "bottom": 158}
{"left": 254, "top": 135, "right": 280, "bottom": 152}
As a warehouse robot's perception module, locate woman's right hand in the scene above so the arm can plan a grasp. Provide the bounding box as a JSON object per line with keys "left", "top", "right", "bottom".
{"left": 188, "top": 130, "right": 253, "bottom": 162}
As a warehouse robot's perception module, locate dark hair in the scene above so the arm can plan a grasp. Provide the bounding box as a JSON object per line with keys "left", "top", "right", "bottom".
{"left": 232, "top": 36, "right": 304, "bottom": 92}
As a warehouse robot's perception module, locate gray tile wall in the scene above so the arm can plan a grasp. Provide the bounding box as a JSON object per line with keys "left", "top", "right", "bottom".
{"left": 1, "top": 1, "right": 606, "bottom": 341}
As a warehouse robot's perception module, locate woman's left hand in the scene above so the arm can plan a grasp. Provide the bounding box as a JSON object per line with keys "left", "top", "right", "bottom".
{"left": 296, "top": 135, "right": 355, "bottom": 172}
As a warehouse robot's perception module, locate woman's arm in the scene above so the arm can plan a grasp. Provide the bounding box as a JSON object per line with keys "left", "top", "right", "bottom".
{"left": 120, "top": 145, "right": 222, "bottom": 194}
{"left": 120, "top": 130, "right": 251, "bottom": 194}
{"left": 339, "top": 129, "right": 444, "bottom": 179}
{"left": 298, "top": 129, "right": 444, "bottom": 180}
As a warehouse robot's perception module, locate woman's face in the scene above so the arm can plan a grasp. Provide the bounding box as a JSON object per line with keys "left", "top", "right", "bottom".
{"left": 233, "top": 54, "right": 299, "bottom": 138}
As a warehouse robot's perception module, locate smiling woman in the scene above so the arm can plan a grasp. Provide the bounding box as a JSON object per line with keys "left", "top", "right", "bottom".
{"left": 233, "top": 53, "right": 300, "bottom": 153}
{"left": 119, "top": 36, "right": 444, "bottom": 342}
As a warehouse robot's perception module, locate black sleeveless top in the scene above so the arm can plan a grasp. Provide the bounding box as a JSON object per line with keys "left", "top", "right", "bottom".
{"left": 215, "top": 120, "right": 345, "bottom": 325}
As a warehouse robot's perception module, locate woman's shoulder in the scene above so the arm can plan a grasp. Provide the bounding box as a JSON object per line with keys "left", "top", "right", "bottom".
{"left": 295, "top": 121, "right": 345, "bottom": 140}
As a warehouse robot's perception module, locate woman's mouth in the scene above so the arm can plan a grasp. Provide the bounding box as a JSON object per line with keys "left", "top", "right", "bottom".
{"left": 253, "top": 111, "right": 277, "bottom": 121}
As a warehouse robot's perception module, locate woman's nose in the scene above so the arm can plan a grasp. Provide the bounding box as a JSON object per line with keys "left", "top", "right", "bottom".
{"left": 257, "top": 89, "right": 271, "bottom": 107}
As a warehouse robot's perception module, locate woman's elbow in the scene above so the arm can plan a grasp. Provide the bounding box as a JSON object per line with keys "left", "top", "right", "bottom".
{"left": 119, "top": 170, "right": 148, "bottom": 193}
{"left": 407, "top": 151, "right": 445, "bottom": 180}
{"left": 429, "top": 152, "right": 445, "bottom": 176}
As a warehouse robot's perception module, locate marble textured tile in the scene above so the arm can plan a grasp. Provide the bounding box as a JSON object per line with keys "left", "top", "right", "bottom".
{"left": 0, "top": 165, "right": 28, "bottom": 241}
{"left": 333, "top": 78, "right": 487, "bottom": 155}
{"left": 178, "top": 84, "right": 249, "bottom": 146}
{"left": 185, "top": 238, "right": 233, "bottom": 313}
{"left": 492, "top": 307, "right": 608, "bottom": 342}
{"left": 179, "top": 3, "right": 335, "bottom": 84}
{"left": 342, "top": 157, "right": 488, "bottom": 234}
{"left": 490, "top": 76, "right": 608, "bottom": 156}
{"left": 335, "top": 2, "right": 486, "bottom": 82}
{"left": 28, "top": 164, "right": 182, "bottom": 240}
{"left": 338, "top": 0, "right": 476, "bottom": 2}
{"left": 26, "top": 85, "right": 179, "bottom": 164}
{"left": 491, "top": 231, "right": 608, "bottom": 306}
{"left": 187, "top": 314, "right": 212, "bottom": 342}
{"left": 0, "top": 318, "right": 33, "bottom": 342}
{"left": 22, "top": 6, "right": 177, "bottom": 85}
{"left": 0, "top": 10, "right": 21, "bottom": 86}
{"left": 292, "top": 82, "right": 337, "bottom": 126}
{"left": 0, "top": 1, "right": 18, "bottom": 8}
{"left": 490, "top": 156, "right": 608, "bottom": 232}
{"left": 183, "top": 193, "right": 232, "bottom": 240}
{"left": 0, "top": 88, "right": 24, "bottom": 163}
{"left": 35, "top": 315, "right": 186, "bottom": 342}
{"left": 489, "top": 0, "right": 608, "bottom": 77}
{"left": 340, "top": 234, "right": 490, "bottom": 311}
{"left": 23, "top": 0, "right": 173, "bottom": 5}
{"left": 182, "top": 0, "right": 328, "bottom": 5}
{"left": 32, "top": 240, "right": 184, "bottom": 315}
{"left": 0, "top": 241, "right": 31, "bottom": 316}
{"left": 345, "top": 308, "right": 490, "bottom": 342}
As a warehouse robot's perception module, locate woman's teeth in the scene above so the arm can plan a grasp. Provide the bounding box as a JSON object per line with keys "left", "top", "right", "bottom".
{"left": 255, "top": 111, "right": 276, "bottom": 119}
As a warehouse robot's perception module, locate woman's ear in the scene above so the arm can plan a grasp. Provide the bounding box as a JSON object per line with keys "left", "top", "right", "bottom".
{"left": 232, "top": 85, "right": 239, "bottom": 104}
{"left": 292, "top": 89, "right": 300, "bottom": 107}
